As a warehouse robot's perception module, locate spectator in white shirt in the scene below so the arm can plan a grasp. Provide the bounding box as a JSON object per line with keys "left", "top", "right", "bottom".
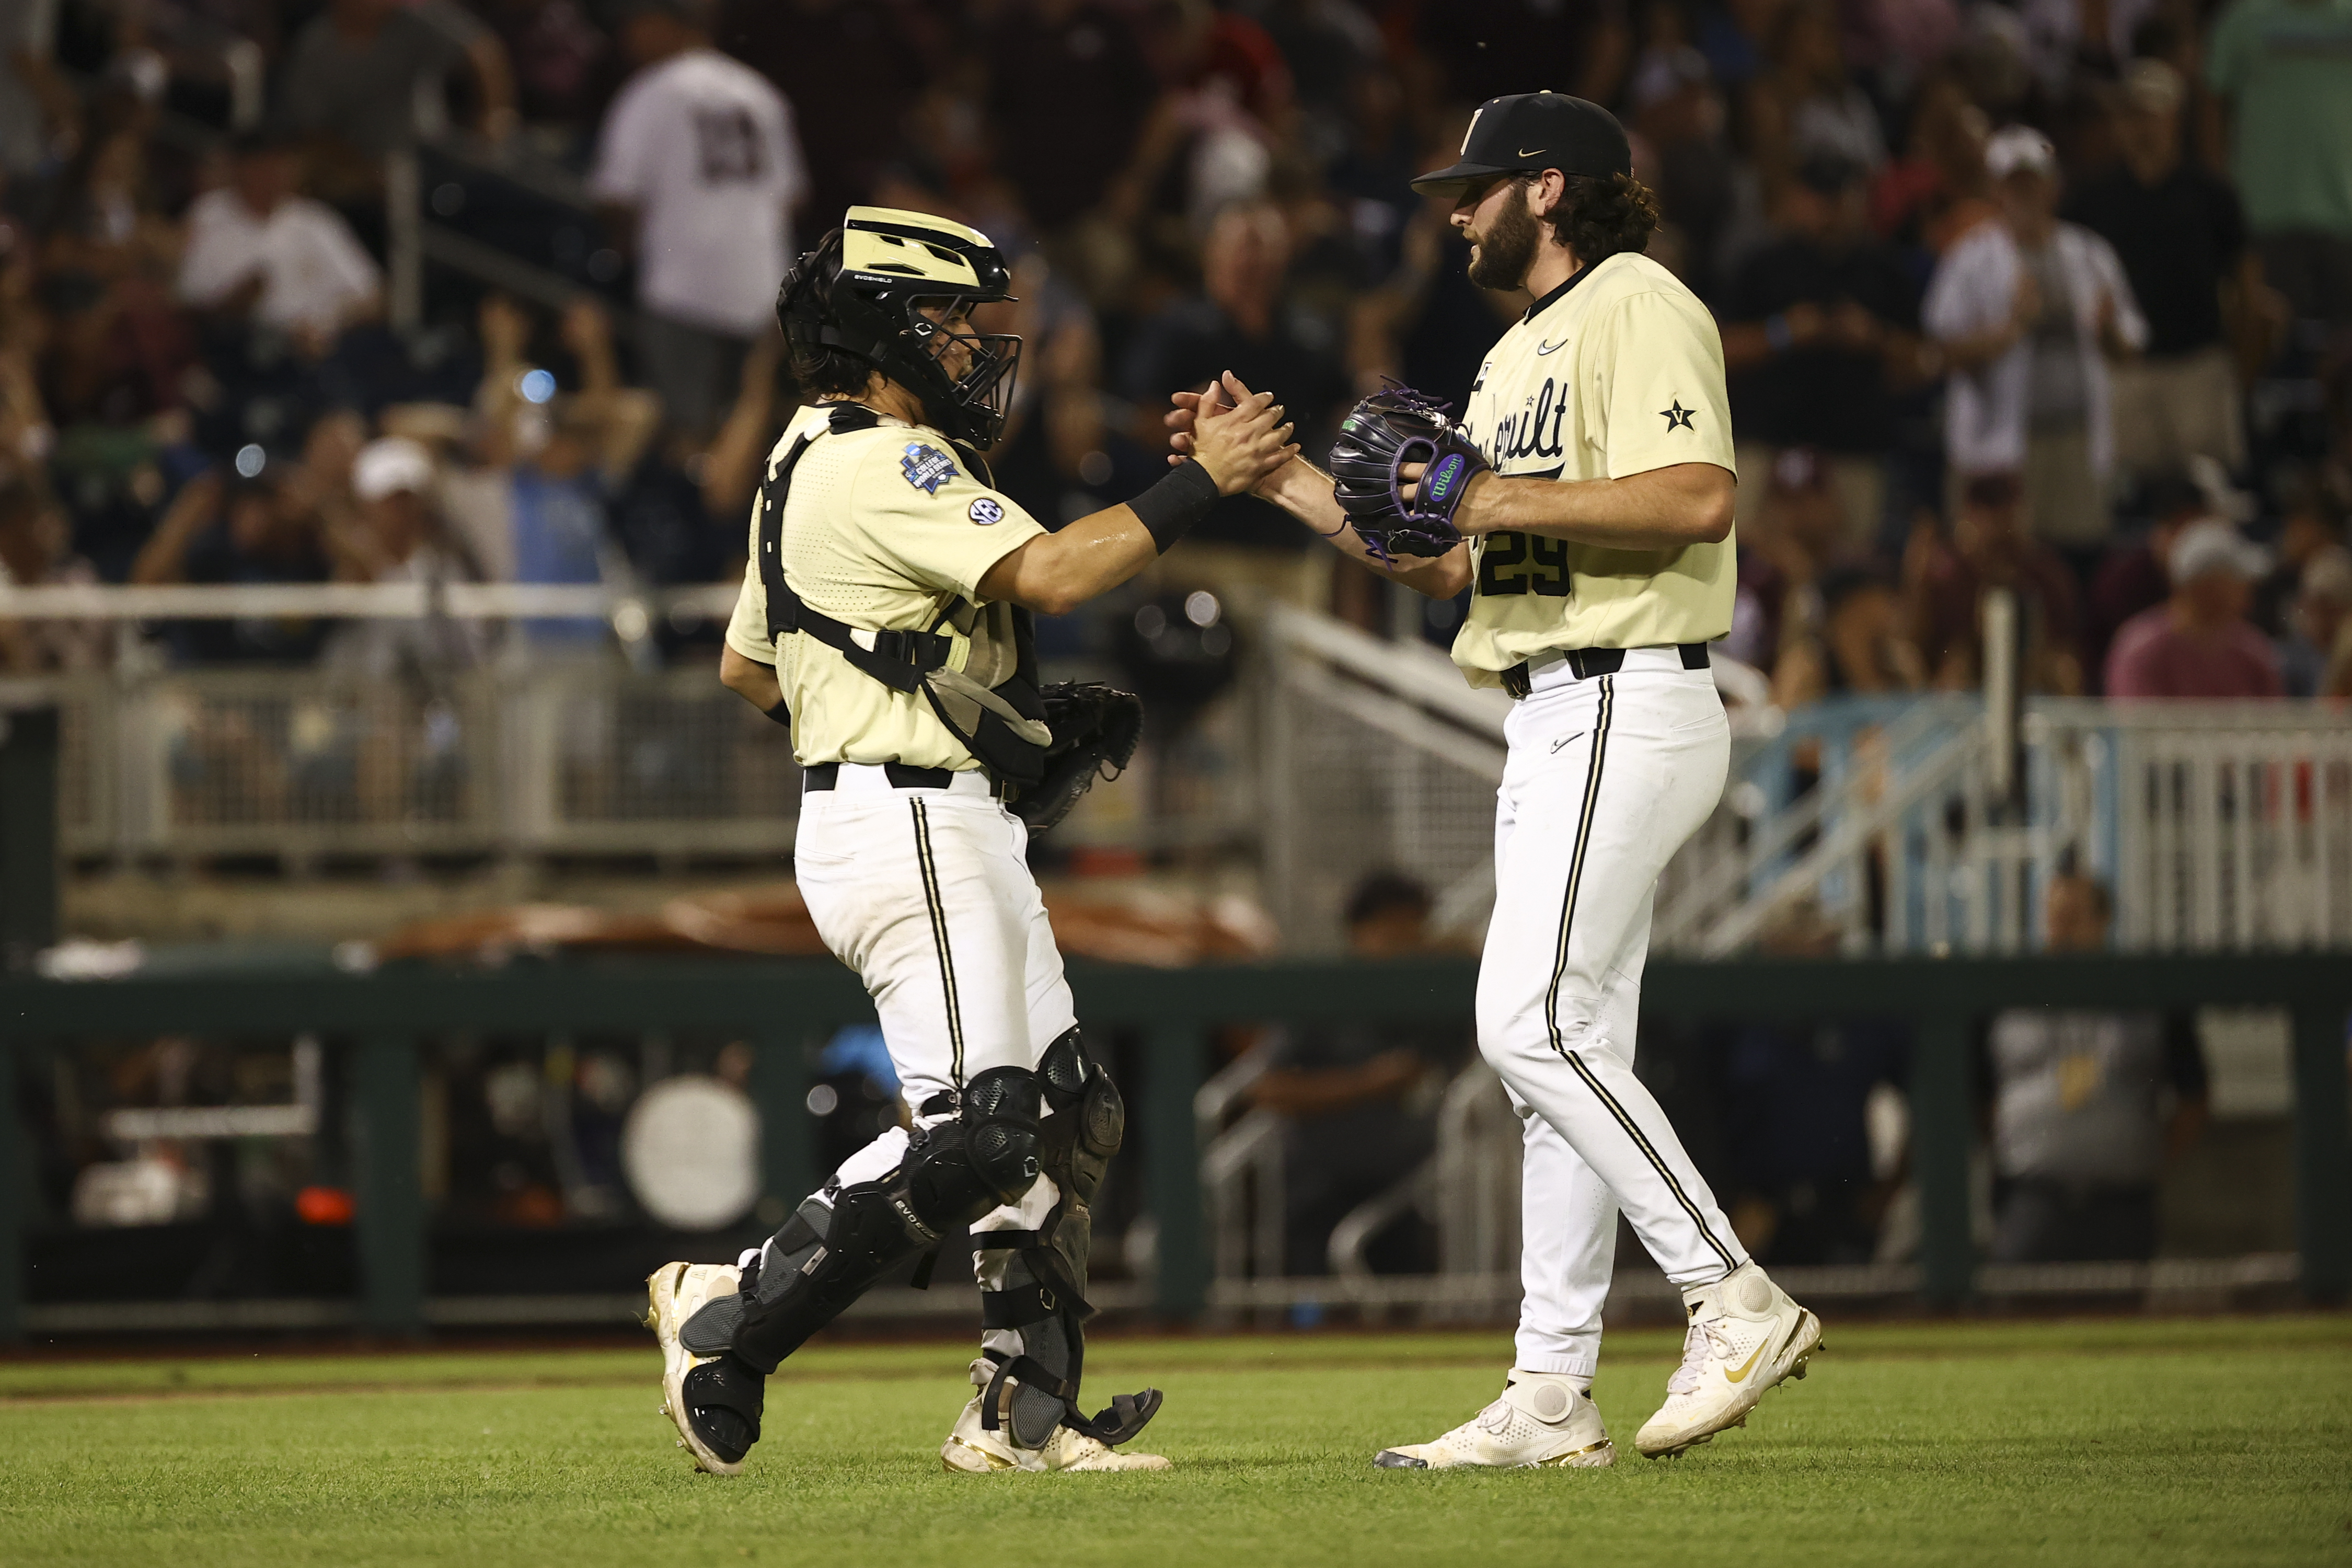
{"left": 177, "top": 133, "right": 382, "bottom": 356}
{"left": 589, "top": 0, "right": 806, "bottom": 441}
{"left": 1923, "top": 126, "right": 2146, "bottom": 556}
{"left": 324, "top": 436, "right": 489, "bottom": 677}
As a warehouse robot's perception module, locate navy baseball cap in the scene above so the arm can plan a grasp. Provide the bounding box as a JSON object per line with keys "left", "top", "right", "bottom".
{"left": 1412, "top": 91, "right": 1633, "bottom": 192}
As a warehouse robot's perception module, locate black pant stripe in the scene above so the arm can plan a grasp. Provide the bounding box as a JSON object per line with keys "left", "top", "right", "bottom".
{"left": 1561, "top": 1049, "right": 1739, "bottom": 1272}
{"left": 1536, "top": 673, "right": 1738, "bottom": 1273}
{"left": 910, "top": 799, "right": 964, "bottom": 1085}
{"left": 1542, "top": 675, "right": 1613, "bottom": 1052}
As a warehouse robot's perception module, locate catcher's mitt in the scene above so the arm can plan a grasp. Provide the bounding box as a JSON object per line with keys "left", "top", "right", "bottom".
{"left": 1327, "top": 384, "right": 1490, "bottom": 562}
{"left": 1012, "top": 682, "right": 1143, "bottom": 832}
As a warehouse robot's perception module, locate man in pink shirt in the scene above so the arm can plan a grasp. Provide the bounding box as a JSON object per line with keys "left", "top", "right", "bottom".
{"left": 2103, "top": 521, "right": 2283, "bottom": 697}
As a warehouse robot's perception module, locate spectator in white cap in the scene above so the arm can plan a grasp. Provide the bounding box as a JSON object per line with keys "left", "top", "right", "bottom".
{"left": 1924, "top": 124, "right": 2146, "bottom": 561}
{"left": 325, "top": 436, "right": 487, "bottom": 677}
{"left": 2280, "top": 547, "right": 2352, "bottom": 698}
{"left": 2103, "top": 520, "right": 2281, "bottom": 698}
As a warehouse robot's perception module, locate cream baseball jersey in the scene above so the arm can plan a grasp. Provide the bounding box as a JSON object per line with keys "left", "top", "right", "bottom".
{"left": 1450, "top": 251, "right": 1738, "bottom": 683}
{"left": 724, "top": 401, "right": 1044, "bottom": 769}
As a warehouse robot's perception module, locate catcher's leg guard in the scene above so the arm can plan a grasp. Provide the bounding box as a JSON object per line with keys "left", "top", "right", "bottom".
{"left": 976, "top": 1029, "right": 1162, "bottom": 1449}
{"left": 725, "top": 1067, "right": 1044, "bottom": 1376}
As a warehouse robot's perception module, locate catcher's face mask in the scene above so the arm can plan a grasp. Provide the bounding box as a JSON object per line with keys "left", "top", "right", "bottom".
{"left": 906, "top": 296, "right": 1021, "bottom": 450}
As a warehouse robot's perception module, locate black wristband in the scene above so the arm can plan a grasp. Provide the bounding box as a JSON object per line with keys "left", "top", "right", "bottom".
{"left": 1129, "top": 458, "right": 1220, "bottom": 554}
{"left": 763, "top": 699, "right": 791, "bottom": 730}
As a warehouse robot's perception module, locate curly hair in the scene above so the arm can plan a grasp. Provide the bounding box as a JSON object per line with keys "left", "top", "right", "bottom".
{"left": 775, "top": 231, "right": 874, "bottom": 398}
{"left": 1541, "top": 172, "right": 1662, "bottom": 266}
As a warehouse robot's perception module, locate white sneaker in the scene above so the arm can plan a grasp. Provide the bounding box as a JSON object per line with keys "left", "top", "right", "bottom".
{"left": 940, "top": 1358, "right": 1172, "bottom": 1473}
{"left": 1634, "top": 1261, "right": 1823, "bottom": 1459}
{"left": 1374, "top": 1370, "right": 1615, "bottom": 1470}
{"left": 644, "top": 1261, "right": 750, "bottom": 1475}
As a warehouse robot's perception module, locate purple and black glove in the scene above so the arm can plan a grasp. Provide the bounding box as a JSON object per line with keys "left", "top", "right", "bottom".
{"left": 1327, "top": 384, "right": 1490, "bottom": 562}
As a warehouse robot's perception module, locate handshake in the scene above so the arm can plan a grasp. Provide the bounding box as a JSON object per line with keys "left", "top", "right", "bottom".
{"left": 1163, "top": 371, "right": 1485, "bottom": 561}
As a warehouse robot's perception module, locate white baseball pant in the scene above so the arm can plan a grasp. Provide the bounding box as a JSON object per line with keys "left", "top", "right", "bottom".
{"left": 792, "top": 764, "right": 1074, "bottom": 1336}
{"left": 1478, "top": 653, "right": 1748, "bottom": 1382}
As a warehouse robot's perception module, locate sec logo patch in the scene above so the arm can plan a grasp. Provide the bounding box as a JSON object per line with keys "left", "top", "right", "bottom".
{"left": 968, "top": 497, "right": 1005, "bottom": 526}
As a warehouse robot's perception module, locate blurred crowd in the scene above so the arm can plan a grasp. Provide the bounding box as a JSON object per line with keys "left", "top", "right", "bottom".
{"left": 1, "top": 0, "right": 2349, "bottom": 699}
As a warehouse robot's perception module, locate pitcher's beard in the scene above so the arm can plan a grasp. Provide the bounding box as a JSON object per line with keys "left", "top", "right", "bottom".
{"left": 1467, "top": 188, "right": 1541, "bottom": 290}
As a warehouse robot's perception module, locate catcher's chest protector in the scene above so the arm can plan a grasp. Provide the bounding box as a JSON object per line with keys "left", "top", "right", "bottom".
{"left": 758, "top": 404, "right": 1051, "bottom": 786}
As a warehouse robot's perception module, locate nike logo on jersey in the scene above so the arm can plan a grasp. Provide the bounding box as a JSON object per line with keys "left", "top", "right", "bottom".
{"left": 1660, "top": 400, "right": 1698, "bottom": 432}
{"left": 1535, "top": 337, "right": 1568, "bottom": 355}
{"left": 1549, "top": 730, "right": 1587, "bottom": 754}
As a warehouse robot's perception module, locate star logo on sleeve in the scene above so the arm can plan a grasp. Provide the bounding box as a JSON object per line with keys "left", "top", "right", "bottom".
{"left": 1660, "top": 400, "right": 1698, "bottom": 432}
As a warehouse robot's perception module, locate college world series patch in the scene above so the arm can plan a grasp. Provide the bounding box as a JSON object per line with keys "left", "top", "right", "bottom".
{"left": 900, "top": 442, "right": 958, "bottom": 494}
{"left": 968, "top": 497, "right": 1004, "bottom": 525}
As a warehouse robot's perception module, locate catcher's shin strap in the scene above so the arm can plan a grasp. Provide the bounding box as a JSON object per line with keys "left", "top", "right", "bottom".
{"left": 1501, "top": 641, "right": 1711, "bottom": 698}
{"left": 975, "top": 1348, "right": 1162, "bottom": 1447}
{"left": 758, "top": 403, "right": 961, "bottom": 696}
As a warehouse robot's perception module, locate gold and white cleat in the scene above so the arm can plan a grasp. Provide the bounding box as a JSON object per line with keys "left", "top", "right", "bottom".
{"left": 940, "top": 1358, "right": 1171, "bottom": 1473}
{"left": 1634, "top": 1261, "right": 1822, "bottom": 1459}
{"left": 1374, "top": 1370, "right": 1615, "bottom": 1470}
{"left": 645, "top": 1261, "right": 752, "bottom": 1475}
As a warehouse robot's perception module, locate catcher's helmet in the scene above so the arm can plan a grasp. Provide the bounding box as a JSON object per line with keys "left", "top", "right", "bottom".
{"left": 776, "top": 206, "right": 1021, "bottom": 448}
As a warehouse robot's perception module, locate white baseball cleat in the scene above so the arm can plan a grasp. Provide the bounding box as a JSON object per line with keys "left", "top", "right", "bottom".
{"left": 1374, "top": 1370, "right": 1615, "bottom": 1470}
{"left": 940, "top": 1358, "right": 1172, "bottom": 1473}
{"left": 644, "top": 1261, "right": 753, "bottom": 1475}
{"left": 1634, "top": 1261, "right": 1823, "bottom": 1459}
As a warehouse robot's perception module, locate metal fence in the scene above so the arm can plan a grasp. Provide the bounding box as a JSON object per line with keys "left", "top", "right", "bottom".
{"left": 1256, "top": 609, "right": 2352, "bottom": 956}
{"left": 17, "top": 665, "right": 802, "bottom": 863}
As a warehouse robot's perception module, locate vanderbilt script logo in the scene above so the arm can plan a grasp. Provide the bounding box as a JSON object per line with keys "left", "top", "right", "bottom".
{"left": 1490, "top": 376, "right": 1568, "bottom": 461}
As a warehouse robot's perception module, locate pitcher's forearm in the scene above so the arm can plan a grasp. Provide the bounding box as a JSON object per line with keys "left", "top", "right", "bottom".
{"left": 1261, "top": 457, "right": 1471, "bottom": 598}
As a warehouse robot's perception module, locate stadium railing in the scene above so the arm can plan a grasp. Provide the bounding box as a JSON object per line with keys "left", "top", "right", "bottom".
{"left": 1257, "top": 606, "right": 2352, "bottom": 955}
{"left": 0, "top": 952, "right": 2343, "bottom": 1339}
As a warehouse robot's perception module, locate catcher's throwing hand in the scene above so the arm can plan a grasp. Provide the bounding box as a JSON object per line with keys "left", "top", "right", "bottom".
{"left": 1164, "top": 372, "right": 1293, "bottom": 481}
{"left": 1327, "top": 384, "right": 1490, "bottom": 562}
{"left": 1187, "top": 381, "right": 1299, "bottom": 496}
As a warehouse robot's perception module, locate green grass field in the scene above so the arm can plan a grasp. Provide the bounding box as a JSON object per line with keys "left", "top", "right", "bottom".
{"left": 2, "top": 1316, "right": 2347, "bottom": 1567}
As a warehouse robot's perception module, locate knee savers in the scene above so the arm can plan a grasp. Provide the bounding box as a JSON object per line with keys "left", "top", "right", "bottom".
{"left": 977, "top": 1029, "right": 1160, "bottom": 1449}
{"left": 728, "top": 1067, "right": 1044, "bottom": 1375}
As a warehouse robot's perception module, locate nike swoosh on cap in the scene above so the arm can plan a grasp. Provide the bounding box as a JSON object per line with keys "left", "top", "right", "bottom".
{"left": 1518, "top": 147, "right": 1546, "bottom": 158}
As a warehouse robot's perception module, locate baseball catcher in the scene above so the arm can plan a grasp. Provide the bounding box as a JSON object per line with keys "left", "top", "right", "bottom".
{"left": 650, "top": 205, "right": 1295, "bottom": 1477}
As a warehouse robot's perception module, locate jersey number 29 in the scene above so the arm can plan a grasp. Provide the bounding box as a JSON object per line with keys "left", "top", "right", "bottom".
{"left": 1475, "top": 531, "right": 1571, "bottom": 597}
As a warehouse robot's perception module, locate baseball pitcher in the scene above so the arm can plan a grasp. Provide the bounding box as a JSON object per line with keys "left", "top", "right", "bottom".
{"left": 650, "top": 206, "right": 1294, "bottom": 1475}
{"left": 1168, "top": 94, "right": 1822, "bottom": 1466}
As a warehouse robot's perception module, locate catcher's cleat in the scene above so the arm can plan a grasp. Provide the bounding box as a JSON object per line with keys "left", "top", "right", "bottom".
{"left": 1634, "top": 1262, "right": 1821, "bottom": 1459}
{"left": 1374, "top": 1370, "right": 1615, "bottom": 1470}
{"left": 645, "top": 1262, "right": 765, "bottom": 1474}
{"left": 941, "top": 1358, "right": 1171, "bottom": 1473}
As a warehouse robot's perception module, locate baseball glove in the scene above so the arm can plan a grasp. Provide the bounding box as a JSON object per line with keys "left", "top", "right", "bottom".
{"left": 1013, "top": 682, "right": 1144, "bottom": 832}
{"left": 1327, "top": 384, "right": 1490, "bottom": 562}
